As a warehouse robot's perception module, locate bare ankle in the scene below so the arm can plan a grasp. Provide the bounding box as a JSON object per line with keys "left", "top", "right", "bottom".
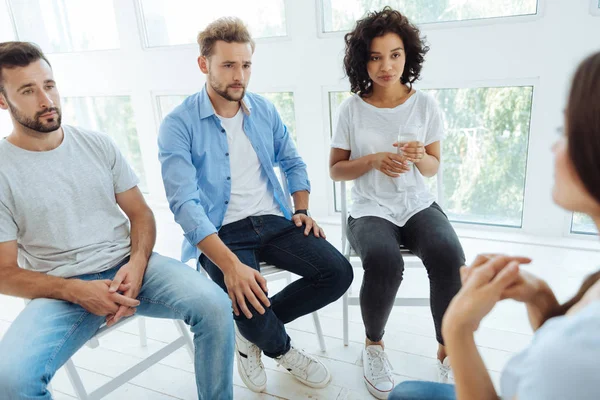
{"left": 366, "top": 338, "right": 384, "bottom": 349}
{"left": 437, "top": 344, "right": 447, "bottom": 361}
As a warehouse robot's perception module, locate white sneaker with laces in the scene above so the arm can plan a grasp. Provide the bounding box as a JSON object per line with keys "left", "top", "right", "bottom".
{"left": 362, "top": 345, "right": 394, "bottom": 399}
{"left": 235, "top": 327, "right": 267, "bottom": 392}
{"left": 437, "top": 357, "right": 454, "bottom": 384}
{"left": 276, "top": 345, "right": 331, "bottom": 388}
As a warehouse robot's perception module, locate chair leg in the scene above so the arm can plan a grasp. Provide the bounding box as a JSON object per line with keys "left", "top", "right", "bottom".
{"left": 175, "top": 320, "right": 195, "bottom": 361}
{"left": 343, "top": 291, "right": 349, "bottom": 346}
{"left": 311, "top": 312, "right": 327, "bottom": 352}
{"left": 64, "top": 359, "right": 90, "bottom": 400}
{"left": 138, "top": 317, "right": 148, "bottom": 347}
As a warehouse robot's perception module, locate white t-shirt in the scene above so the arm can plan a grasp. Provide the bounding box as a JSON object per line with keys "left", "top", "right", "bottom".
{"left": 219, "top": 108, "right": 283, "bottom": 226}
{"left": 330, "top": 91, "right": 444, "bottom": 226}
{"left": 0, "top": 125, "right": 139, "bottom": 278}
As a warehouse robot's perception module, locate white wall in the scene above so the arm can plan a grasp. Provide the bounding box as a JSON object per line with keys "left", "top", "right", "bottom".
{"left": 6, "top": 0, "right": 600, "bottom": 241}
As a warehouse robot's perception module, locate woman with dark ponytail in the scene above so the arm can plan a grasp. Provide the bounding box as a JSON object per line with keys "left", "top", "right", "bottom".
{"left": 390, "top": 51, "right": 600, "bottom": 400}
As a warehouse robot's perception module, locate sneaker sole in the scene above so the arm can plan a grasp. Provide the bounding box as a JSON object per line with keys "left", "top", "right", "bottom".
{"left": 286, "top": 368, "right": 332, "bottom": 389}
{"left": 235, "top": 343, "right": 267, "bottom": 393}
{"left": 364, "top": 376, "right": 393, "bottom": 399}
{"left": 362, "top": 349, "right": 393, "bottom": 399}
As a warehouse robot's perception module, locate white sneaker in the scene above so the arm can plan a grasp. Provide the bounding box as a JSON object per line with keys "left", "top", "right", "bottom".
{"left": 276, "top": 345, "right": 331, "bottom": 388}
{"left": 362, "top": 345, "right": 394, "bottom": 399}
{"left": 235, "top": 327, "right": 267, "bottom": 392}
{"left": 437, "top": 357, "right": 454, "bottom": 384}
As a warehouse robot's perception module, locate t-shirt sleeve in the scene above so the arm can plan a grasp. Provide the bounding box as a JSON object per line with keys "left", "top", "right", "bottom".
{"left": 514, "top": 309, "right": 600, "bottom": 400}
{"left": 424, "top": 95, "right": 445, "bottom": 146}
{"left": 104, "top": 135, "right": 140, "bottom": 194}
{"left": 0, "top": 199, "right": 17, "bottom": 242}
{"left": 330, "top": 98, "right": 352, "bottom": 151}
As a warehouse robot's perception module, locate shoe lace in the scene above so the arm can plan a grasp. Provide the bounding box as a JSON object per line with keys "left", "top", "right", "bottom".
{"left": 246, "top": 343, "right": 264, "bottom": 374}
{"left": 278, "top": 347, "right": 312, "bottom": 371}
{"left": 367, "top": 347, "right": 393, "bottom": 380}
{"left": 439, "top": 359, "right": 452, "bottom": 382}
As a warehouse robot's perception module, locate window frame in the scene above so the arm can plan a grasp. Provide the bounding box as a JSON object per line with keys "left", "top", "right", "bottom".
{"left": 324, "top": 77, "right": 537, "bottom": 231}
{"left": 316, "top": 0, "right": 545, "bottom": 37}
{"left": 7, "top": 0, "right": 121, "bottom": 54}
{"left": 134, "top": 0, "right": 292, "bottom": 50}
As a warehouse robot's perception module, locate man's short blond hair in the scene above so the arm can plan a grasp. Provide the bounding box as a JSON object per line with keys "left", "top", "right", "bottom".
{"left": 197, "top": 17, "right": 255, "bottom": 57}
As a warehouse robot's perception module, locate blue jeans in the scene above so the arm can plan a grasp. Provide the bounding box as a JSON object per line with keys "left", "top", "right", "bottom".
{"left": 201, "top": 215, "right": 353, "bottom": 358}
{"left": 0, "top": 253, "right": 234, "bottom": 400}
{"left": 389, "top": 381, "right": 456, "bottom": 400}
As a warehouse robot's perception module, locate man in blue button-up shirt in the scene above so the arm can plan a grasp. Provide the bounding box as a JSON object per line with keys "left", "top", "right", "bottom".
{"left": 158, "top": 17, "right": 352, "bottom": 393}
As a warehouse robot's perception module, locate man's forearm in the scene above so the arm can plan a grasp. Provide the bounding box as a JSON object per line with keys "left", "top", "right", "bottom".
{"left": 197, "top": 233, "right": 239, "bottom": 274}
{"left": 292, "top": 190, "right": 310, "bottom": 211}
{"left": 129, "top": 208, "right": 156, "bottom": 269}
{"left": 0, "top": 266, "right": 80, "bottom": 303}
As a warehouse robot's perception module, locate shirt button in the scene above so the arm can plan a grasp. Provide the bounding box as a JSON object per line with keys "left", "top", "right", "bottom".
{"left": 221, "top": 129, "right": 225, "bottom": 133}
{"left": 225, "top": 201, "right": 229, "bottom": 204}
{"left": 225, "top": 153, "right": 229, "bottom": 156}
{"left": 227, "top": 177, "right": 231, "bottom": 180}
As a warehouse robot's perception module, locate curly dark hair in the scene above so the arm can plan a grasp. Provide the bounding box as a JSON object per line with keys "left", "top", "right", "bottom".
{"left": 343, "top": 7, "right": 429, "bottom": 97}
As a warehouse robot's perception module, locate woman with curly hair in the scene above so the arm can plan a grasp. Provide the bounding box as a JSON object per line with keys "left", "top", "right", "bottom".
{"left": 329, "top": 7, "right": 465, "bottom": 398}
{"left": 390, "top": 51, "right": 600, "bottom": 400}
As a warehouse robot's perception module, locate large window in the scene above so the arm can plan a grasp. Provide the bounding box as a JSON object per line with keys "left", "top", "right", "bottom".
{"left": 0, "top": 1, "right": 15, "bottom": 42}
{"left": 156, "top": 92, "right": 297, "bottom": 142}
{"left": 572, "top": 213, "right": 598, "bottom": 235}
{"left": 321, "top": 0, "right": 538, "bottom": 32}
{"left": 62, "top": 96, "right": 147, "bottom": 191}
{"left": 8, "top": 0, "right": 119, "bottom": 53}
{"left": 138, "top": 0, "right": 286, "bottom": 48}
{"left": 329, "top": 86, "right": 534, "bottom": 227}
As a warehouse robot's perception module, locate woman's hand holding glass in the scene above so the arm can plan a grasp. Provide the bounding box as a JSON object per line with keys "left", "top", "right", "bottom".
{"left": 395, "top": 140, "right": 426, "bottom": 164}
{"left": 368, "top": 152, "right": 411, "bottom": 177}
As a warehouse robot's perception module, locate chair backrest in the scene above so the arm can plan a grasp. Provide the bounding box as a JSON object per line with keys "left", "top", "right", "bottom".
{"left": 339, "top": 163, "right": 444, "bottom": 253}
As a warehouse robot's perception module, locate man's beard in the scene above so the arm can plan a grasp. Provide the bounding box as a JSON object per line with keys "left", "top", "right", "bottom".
{"left": 209, "top": 73, "right": 246, "bottom": 102}
{"left": 6, "top": 98, "right": 62, "bottom": 133}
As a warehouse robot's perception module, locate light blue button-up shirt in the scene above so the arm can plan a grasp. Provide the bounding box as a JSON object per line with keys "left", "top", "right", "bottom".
{"left": 158, "top": 87, "right": 310, "bottom": 263}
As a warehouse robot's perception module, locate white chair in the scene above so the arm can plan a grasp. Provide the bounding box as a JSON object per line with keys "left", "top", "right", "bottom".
{"left": 340, "top": 170, "right": 444, "bottom": 346}
{"left": 62, "top": 316, "right": 194, "bottom": 399}
{"left": 22, "top": 298, "right": 194, "bottom": 399}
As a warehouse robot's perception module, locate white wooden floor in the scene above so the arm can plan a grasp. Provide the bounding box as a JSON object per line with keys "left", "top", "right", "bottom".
{"left": 1, "top": 206, "right": 599, "bottom": 399}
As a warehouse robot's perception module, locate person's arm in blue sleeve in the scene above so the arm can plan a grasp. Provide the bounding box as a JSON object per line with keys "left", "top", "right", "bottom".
{"left": 158, "top": 115, "right": 217, "bottom": 246}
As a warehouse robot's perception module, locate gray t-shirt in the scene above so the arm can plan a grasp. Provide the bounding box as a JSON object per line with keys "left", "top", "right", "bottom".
{"left": 0, "top": 125, "right": 139, "bottom": 278}
{"left": 500, "top": 300, "right": 600, "bottom": 399}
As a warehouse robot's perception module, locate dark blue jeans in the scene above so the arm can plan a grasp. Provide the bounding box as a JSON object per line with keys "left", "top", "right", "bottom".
{"left": 347, "top": 202, "right": 465, "bottom": 343}
{"left": 389, "top": 381, "right": 456, "bottom": 400}
{"left": 201, "top": 215, "right": 353, "bottom": 358}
